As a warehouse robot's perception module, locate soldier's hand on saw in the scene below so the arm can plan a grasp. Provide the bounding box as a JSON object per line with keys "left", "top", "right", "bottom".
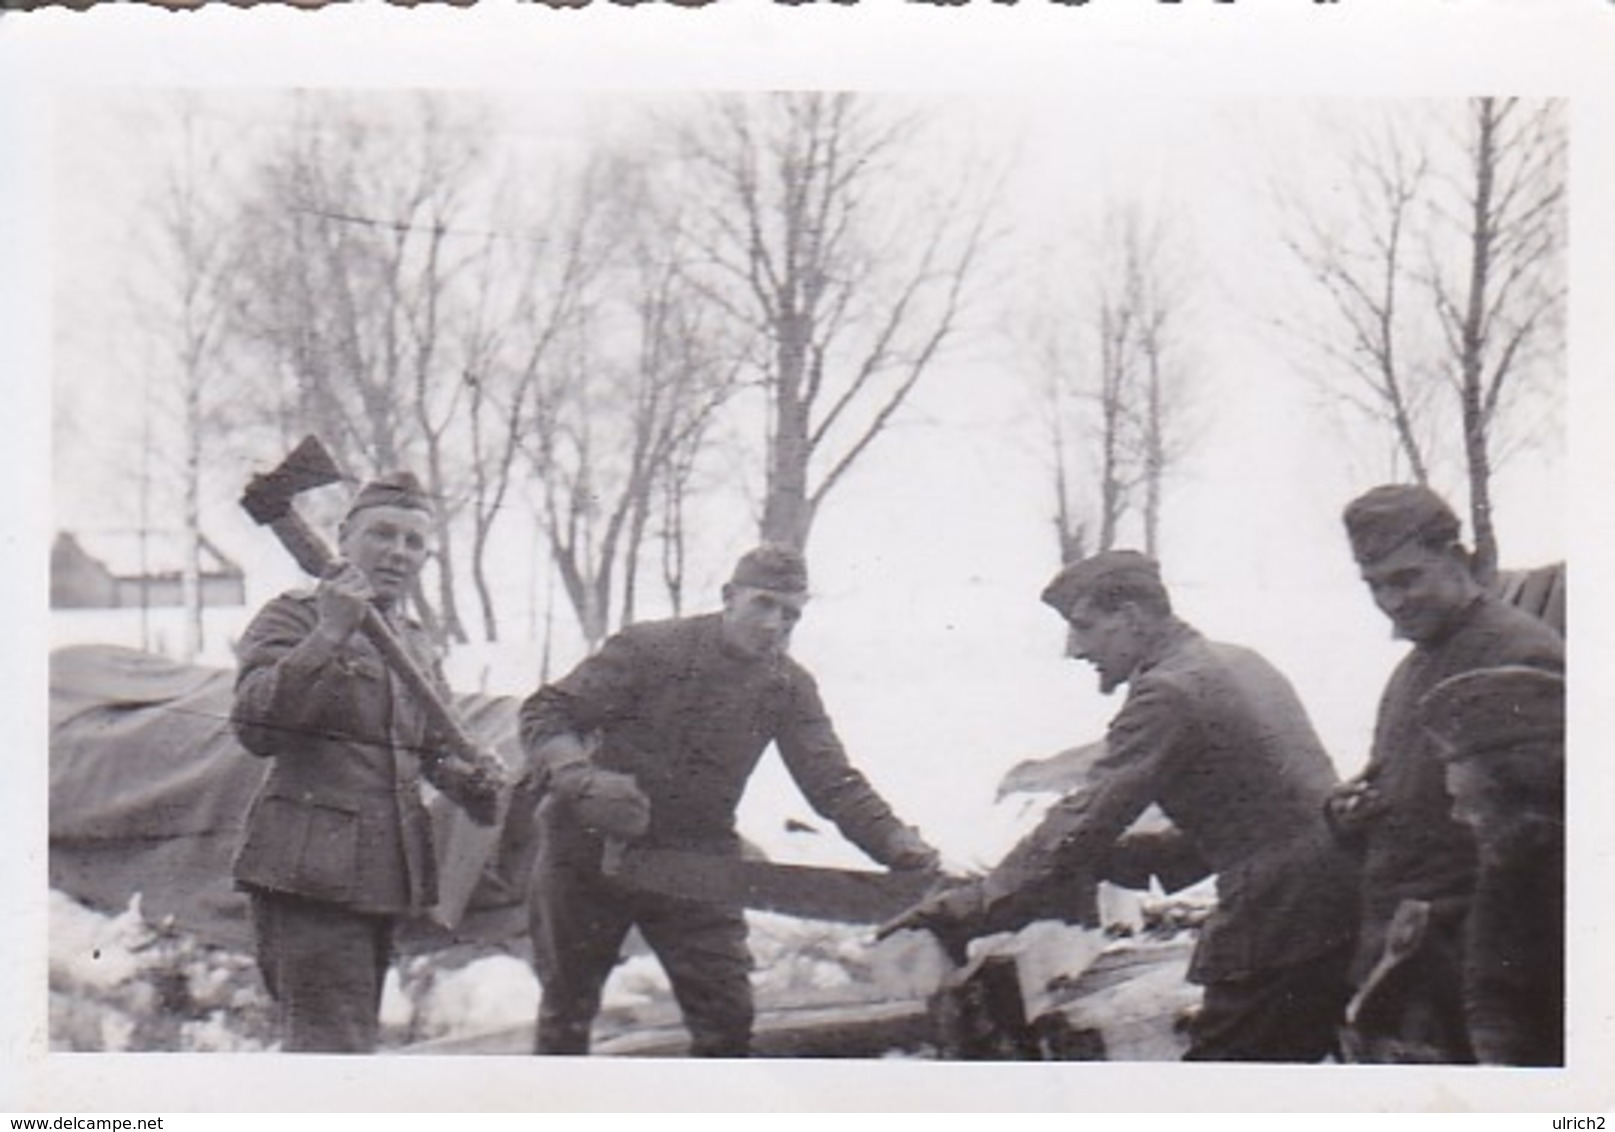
{"left": 551, "top": 762, "right": 652, "bottom": 841}
{"left": 875, "top": 877, "right": 988, "bottom": 941}
{"left": 315, "top": 562, "right": 373, "bottom": 642}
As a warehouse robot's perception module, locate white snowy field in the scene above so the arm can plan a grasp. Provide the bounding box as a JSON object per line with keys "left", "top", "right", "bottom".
{"left": 48, "top": 859, "right": 1201, "bottom": 1056}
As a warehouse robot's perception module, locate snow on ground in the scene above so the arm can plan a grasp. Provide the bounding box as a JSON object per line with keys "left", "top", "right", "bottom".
{"left": 49, "top": 890, "right": 277, "bottom": 1053}
{"left": 49, "top": 873, "right": 1208, "bottom": 1055}
{"left": 46, "top": 889, "right": 933, "bottom": 1052}
{"left": 407, "top": 954, "right": 540, "bottom": 1042}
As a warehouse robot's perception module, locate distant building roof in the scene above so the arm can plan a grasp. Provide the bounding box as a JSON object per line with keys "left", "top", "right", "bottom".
{"left": 52, "top": 530, "right": 247, "bottom": 610}
{"left": 67, "top": 530, "right": 242, "bottom": 581}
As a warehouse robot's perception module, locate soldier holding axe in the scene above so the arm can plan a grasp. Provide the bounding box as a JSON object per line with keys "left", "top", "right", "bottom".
{"left": 231, "top": 440, "right": 506, "bottom": 1053}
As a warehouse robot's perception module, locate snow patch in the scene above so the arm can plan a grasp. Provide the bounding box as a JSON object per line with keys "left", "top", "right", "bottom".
{"left": 49, "top": 891, "right": 151, "bottom": 992}
{"left": 601, "top": 953, "right": 671, "bottom": 1010}
{"left": 379, "top": 967, "right": 415, "bottom": 1031}
{"left": 414, "top": 955, "right": 539, "bottom": 1041}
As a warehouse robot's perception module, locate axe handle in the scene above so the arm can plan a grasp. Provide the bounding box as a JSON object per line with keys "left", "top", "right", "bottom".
{"left": 356, "top": 604, "right": 492, "bottom": 770}
{"left": 263, "top": 512, "right": 498, "bottom": 776}
{"left": 267, "top": 512, "right": 344, "bottom": 579}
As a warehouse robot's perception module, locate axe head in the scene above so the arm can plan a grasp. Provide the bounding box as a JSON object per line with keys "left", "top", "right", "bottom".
{"left": 241, "top": 435, "right": 346, "bottom": 525}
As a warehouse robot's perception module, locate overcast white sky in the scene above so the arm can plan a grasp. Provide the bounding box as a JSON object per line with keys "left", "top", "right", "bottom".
{"left": 5, "top": 0, "right": 1614, "bottom": 1114}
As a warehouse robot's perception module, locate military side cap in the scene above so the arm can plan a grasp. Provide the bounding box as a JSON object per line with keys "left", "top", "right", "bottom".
{"left": 729, "top": 543, "right": 809, "bottom": 595}
{"left": 1419, "top": 665, "right": 1565, "bottom": 760}
{"left": 346, "top": 471, "right": 434, "bottom": 520}
{"left": 1343, "top": 484, "right": 1460, "bottom": 564}
{"left": 1041, "top": 549, "right": 1162, "bottom": 614}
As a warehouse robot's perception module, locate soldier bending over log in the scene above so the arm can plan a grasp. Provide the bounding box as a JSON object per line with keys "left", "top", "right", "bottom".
{"left": 887, "top": 550, "right": 1360, "bottom": 1062}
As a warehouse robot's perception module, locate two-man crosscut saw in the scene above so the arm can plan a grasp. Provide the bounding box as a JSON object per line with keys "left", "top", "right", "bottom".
{"left": 601, "top": 843, "right": 941, "bottom": 925}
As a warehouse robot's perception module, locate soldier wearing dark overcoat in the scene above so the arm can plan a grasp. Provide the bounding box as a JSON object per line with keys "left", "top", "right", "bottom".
{"left": 518, "top": 544, "right": 941, "bottom": 1057}
{"left": 889, "top": 550, "right": 1361, "bottom": 1061}
{"left": 1420, "top": 665, "right": 1565, "bottom": 1066}
{"left": 231, "top": 473, "right": 491, "bottom": 1053}
{"left": 1329, "top": 484, "right": 1564, "bottom": 1063}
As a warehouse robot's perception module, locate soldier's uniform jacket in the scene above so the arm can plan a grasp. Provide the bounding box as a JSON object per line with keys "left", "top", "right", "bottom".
{"left": 1463, "top": 804, "right": 1564, "bottom": 1065}
{"left": 981, "top": 622, "right": 1360, "bottom": 985}
{"left": 231, "top": 591, "right": 442, "bottom": 916}
{"left": 519, "top": 612, "right": 911, "bottom": 863}
{"left": 1345, "top": 595, "right": 1565, "bottom": 982}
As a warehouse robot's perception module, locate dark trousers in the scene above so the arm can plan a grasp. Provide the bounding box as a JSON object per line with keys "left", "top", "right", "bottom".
{"left": 1184, "top": 944, "right": 1354, "bottom": 1062}
{"left": 528, "top": 836, "right": 753, "bottom": 1057}
{"left": 249, "top": 889, "right": 395, "bottom": 1054}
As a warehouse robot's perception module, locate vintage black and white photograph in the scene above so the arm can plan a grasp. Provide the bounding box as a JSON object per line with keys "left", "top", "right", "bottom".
{"left": 5, "top": 0, "right": 1613, "bottom": 1115}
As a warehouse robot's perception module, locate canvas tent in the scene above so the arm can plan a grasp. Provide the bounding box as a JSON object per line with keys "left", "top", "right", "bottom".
{"left": 48, "top": 644, "right": 536, "bottom": 952}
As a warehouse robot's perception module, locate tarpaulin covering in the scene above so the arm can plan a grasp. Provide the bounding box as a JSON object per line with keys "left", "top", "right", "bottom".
{"left": 49, "top": 644, "right": 537, "bottom": 951}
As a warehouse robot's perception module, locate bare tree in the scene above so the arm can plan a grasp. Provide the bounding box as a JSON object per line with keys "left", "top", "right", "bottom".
{"left": 1036, "top": 281, "right": 1134, "bottom": 560}
{"left": 1026, "top": 202, "right": 1197, "bottom": 563}
{"left": 1277, "top": 99, "right": 1566, "bottom": 579}
{"left": 396, "top": 97, "right": 497, "bottom": 645}
{"left": 1127, "top": 209, "right": 1196, "bottom": 557}
{"left": 235, "top": 97, "right": 411, "bottom": 468}
{"left": 674, "top": 93, "right": 994, "bottom": 551}
{"left": 521, "top": 149, "right": 744, "bottom": 647}
{"left": 1428, "top": 98, "right": 1566, "bottom": 583}
{"left": 231, "top": 92, "right": 498, "bottom": 643}
{"left": 1277, "top": 110, "right": 1441, "bottom": 486}
{"left": 454, "top": 175, "right": 598, "bottom": 644}
{"left": 131, "top": 96, "right": 247, "bottom": 661}
{"left": 231, "top": 105, "right": 740, "bottom": 653}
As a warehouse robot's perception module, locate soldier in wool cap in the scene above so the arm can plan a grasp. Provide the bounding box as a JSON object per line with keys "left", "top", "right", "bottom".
{"left": 1344, "top": 484, "right": 1462, "bottom": 566}
{"left": 1422, "top": 665, "right": 1564, "bottom": 780}
{"left": 230, "top": 470, "right": 492, "bottom": 1052}
{"left": 344, "top": 470, "right": 434, "bottom": 520}
{"left": 1422, "top": 667, "right": 1565, "bottom": 1066}
{"left": 1328, "top": 484, "right": 1564, "bottom": 1063}
{"left": 518, "top": 543, "right": 940, "bottom": 1057}
{"left": 888, "top": 549, "right": 1360, "bottom": 1061}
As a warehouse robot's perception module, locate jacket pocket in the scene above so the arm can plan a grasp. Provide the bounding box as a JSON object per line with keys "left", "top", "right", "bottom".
{"left": 236, "top": 794, "right": 360, "bottom": 904}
